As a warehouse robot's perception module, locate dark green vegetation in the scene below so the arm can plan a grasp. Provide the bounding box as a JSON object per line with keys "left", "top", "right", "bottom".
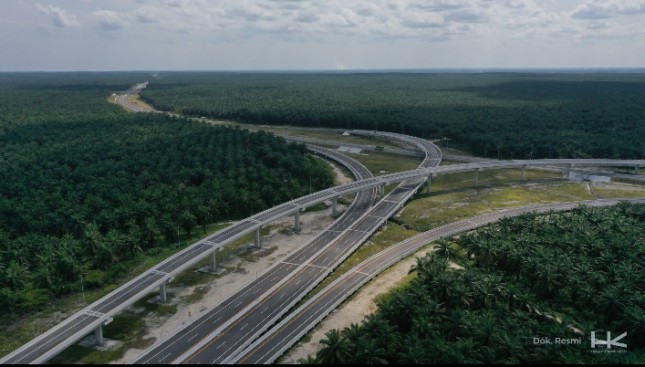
{"left": 310, "top": 203, "right": 645, "bottom": 364}
{"left": 140, "top": 72, "right": 645, "bottom": 159}
{"left": 0, "top": 73, "right": 331, "bottom": 314}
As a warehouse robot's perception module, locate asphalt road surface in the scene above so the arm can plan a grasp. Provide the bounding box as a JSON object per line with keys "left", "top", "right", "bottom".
{"left": 136, "top": 134, "right": 442, "bottom": 364}
{"left": 129, "top": 147, "right": 380, "bottom": 363}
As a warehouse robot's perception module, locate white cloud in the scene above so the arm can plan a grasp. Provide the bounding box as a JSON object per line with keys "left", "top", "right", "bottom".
{"left": 294, "top": 12, "right": 319, "bottom": 23}
{"left": 91, "top": 9, "right": 127, "bottom": 31}
{"left": 504, "top": 0, "right": 528, "bottom": 9}
{"left": 36, "top": 3, "right": 81, "bottom": 28}
{"left": 409, "top": 0, "right": 469, "bottom": 12}
{"left": 571, "top": 0, "right": 645, "bottom": 19}
{"left": 401, "top": 12, "right": 445, "bottom": 28}
{"left": 134, "top": 9, "right": 157, "bottom": 24}
{"left": 444, "top": 8, "right": 489, "bottom": 23}
{"left": 4, "top": 0, "right": 642, "bottom": 70}
{"left": 29, "top": 1, "right": 642, "bottom": 43}
{"left": 577, "top": 21, "right": 643, "bottom": 40}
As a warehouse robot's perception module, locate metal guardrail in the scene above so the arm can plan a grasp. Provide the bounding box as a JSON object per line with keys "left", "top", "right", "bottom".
{"left": 143, "top": 131, "right": 442, "bottom": 363}
{"left": 217, "top": 176, "right": 428, "bottom": 364}
{"left": 172, "top": 132, "right": 442, "bottom": 363}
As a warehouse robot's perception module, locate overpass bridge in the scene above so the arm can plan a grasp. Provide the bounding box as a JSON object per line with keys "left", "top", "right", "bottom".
{"left": 130, "top": 131, "right": 442, "bottom": 363}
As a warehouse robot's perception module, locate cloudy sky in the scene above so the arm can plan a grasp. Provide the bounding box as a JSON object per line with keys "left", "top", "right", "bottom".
{"left": 1, "top": 0, "right": 644, "bottom": 71}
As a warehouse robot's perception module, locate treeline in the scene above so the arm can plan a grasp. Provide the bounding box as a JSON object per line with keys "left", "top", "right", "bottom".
{"left": 0, "top": 73, "right": 332, "bottom": 312}
{"left": 140, "top": 72, "right": 645, "bottom": 159}
{"left": 309, "top": 203, "right": 645, "bottom": 364}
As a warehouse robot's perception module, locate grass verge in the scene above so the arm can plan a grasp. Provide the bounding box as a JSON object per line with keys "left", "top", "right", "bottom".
{"left": 284, "top": 169, "right": 645, "bottom": 360}
{"left": 347, "top": 151, "right": 421, "bottom": 175}
{"left": 47, "top": 313, "right": 154, "bottom": 365}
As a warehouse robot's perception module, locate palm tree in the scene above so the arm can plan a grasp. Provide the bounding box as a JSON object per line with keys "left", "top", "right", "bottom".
{"left": 387, "top": 291, "right": 418, "bottom": 332}
{"left": 143, "top": 217, "right": 161, "bottom": 248}
{"left": 5, "top": 260, "right": 30, "bottom": 291}
{"left": 472, "top": 310, "right": 498, "bottom": 347}
{"left": 398, "top": 337, "right": 428, "bottom": 364}
{"left": 297, "top": 355, "right": 319, "bottom": 364}
{"left": 317, "top": 329, "right": 352, "bottom": 364}
{"left": 435, "top": 239, "right": 458, "bottom": 261}
{"left": 356, "top": 337, "right": 387, "bottom": 364}
{"left": 596, "top": 284, "right": 626, "bottom": 322}
{"left": 83, "top": 222, "right": 103, "bottom": 256}
{"left": 408, "top": 256, "right": 427, "bottom": 276}
{"left": 342, "top": 323, "right": 363, "bottom": 347}
{"left": 54, "top": 244, "right": 78, "bottom": 282}
{"left": 180, "top": 209, "right": 196, "bottom": 236}
{"left": 455, "top": 337, "right": 482, "bottom": 363}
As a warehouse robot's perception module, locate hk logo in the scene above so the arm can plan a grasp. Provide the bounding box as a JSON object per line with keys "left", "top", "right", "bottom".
{"left": 591, "top": 331, "right": 627, "bottom": 349}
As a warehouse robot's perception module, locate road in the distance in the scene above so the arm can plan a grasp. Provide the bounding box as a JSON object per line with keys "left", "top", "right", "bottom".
{"left": 115, "top": 82, "right": 152, "bottom": 113}
{"left": 231, "top": 197, "right": 645, "bottom": 364}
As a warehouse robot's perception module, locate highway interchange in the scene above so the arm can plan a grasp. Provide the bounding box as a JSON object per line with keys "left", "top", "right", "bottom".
{"left": 132, "top": 129, "right": 443, "bottom": 363}
{"left": 130, "top": 148, "right": 380, "bottom": 363}
{"left": 2, "top": 83, "right": 644, "bottom": 364}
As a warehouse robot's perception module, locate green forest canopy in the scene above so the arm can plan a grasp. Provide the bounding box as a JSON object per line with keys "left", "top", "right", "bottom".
{"left": 140, "top": 72, "right": 645, "bottom": 160}
{"left": 311, "top": 203, "right": 645, "bottom": 364}
{"left": 0, "top": 73, "right": 332, "bottom": 312}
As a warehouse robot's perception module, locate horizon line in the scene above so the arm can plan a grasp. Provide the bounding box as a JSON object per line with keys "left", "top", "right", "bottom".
{"left": 2, "top": 67, "right": 645, "bottom": 74}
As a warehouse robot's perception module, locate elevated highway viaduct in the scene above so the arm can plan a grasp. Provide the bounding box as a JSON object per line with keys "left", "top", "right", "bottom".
{"left": 131, "top": 131, "right": 442, "bottom": 363}
{"left": 3, "top": 142, "right": 641, "bottom": 364}
{"left": 0, "top": 145, "right": 376, "bottom": 364}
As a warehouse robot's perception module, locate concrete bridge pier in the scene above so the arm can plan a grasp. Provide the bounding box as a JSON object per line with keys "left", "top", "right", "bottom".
{"left": 209, "top": 249, "right": 219, "bottom": 272}
{"left": 294, "top": 210, "right": 301, "bottom": 232}
{"left": 332, "top": 197, "right": 338, "bottom": 216}
{"left": 565, "top": 163, "right": 573, "bottom": 178}
{"left": 89, "top": 315, "right": 113, "bottom": 346}
{"left": 521, "top": 165, "right": 527, "bottom": 182}
{"left": 635, "top": 166, "right": 640, "bottom": 175}
{"left": 379, "top": 183, "right": 385, "bottom": 199}
{"left": 94, "top": 325, "right": 104, "bottom": 345}
{"left": 255, "top": 227, "right": 262, "bottom": 249}
{"left": 474, "top": 168, "right": 480, "bottom": 187}
{"left": 426, "top": 176, "right": 432, "bottom": 193}
{"left": 159, "top": 283, "right": 167, "bottom": 303}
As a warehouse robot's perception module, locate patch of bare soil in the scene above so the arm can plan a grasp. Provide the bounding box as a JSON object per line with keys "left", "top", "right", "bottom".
{"left": 278, "top": 247, "right": 437, "bottom": 364}
{"left": 330, "top": 161, "right": 354, "bottom": 185}
{"left": 128, "top": 95, "right": 155, "bottom": 112}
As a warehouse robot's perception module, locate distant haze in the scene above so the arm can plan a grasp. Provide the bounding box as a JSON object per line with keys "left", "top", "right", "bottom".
{"left": 1, "top": 0, "right": 644, "bottom": 71}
